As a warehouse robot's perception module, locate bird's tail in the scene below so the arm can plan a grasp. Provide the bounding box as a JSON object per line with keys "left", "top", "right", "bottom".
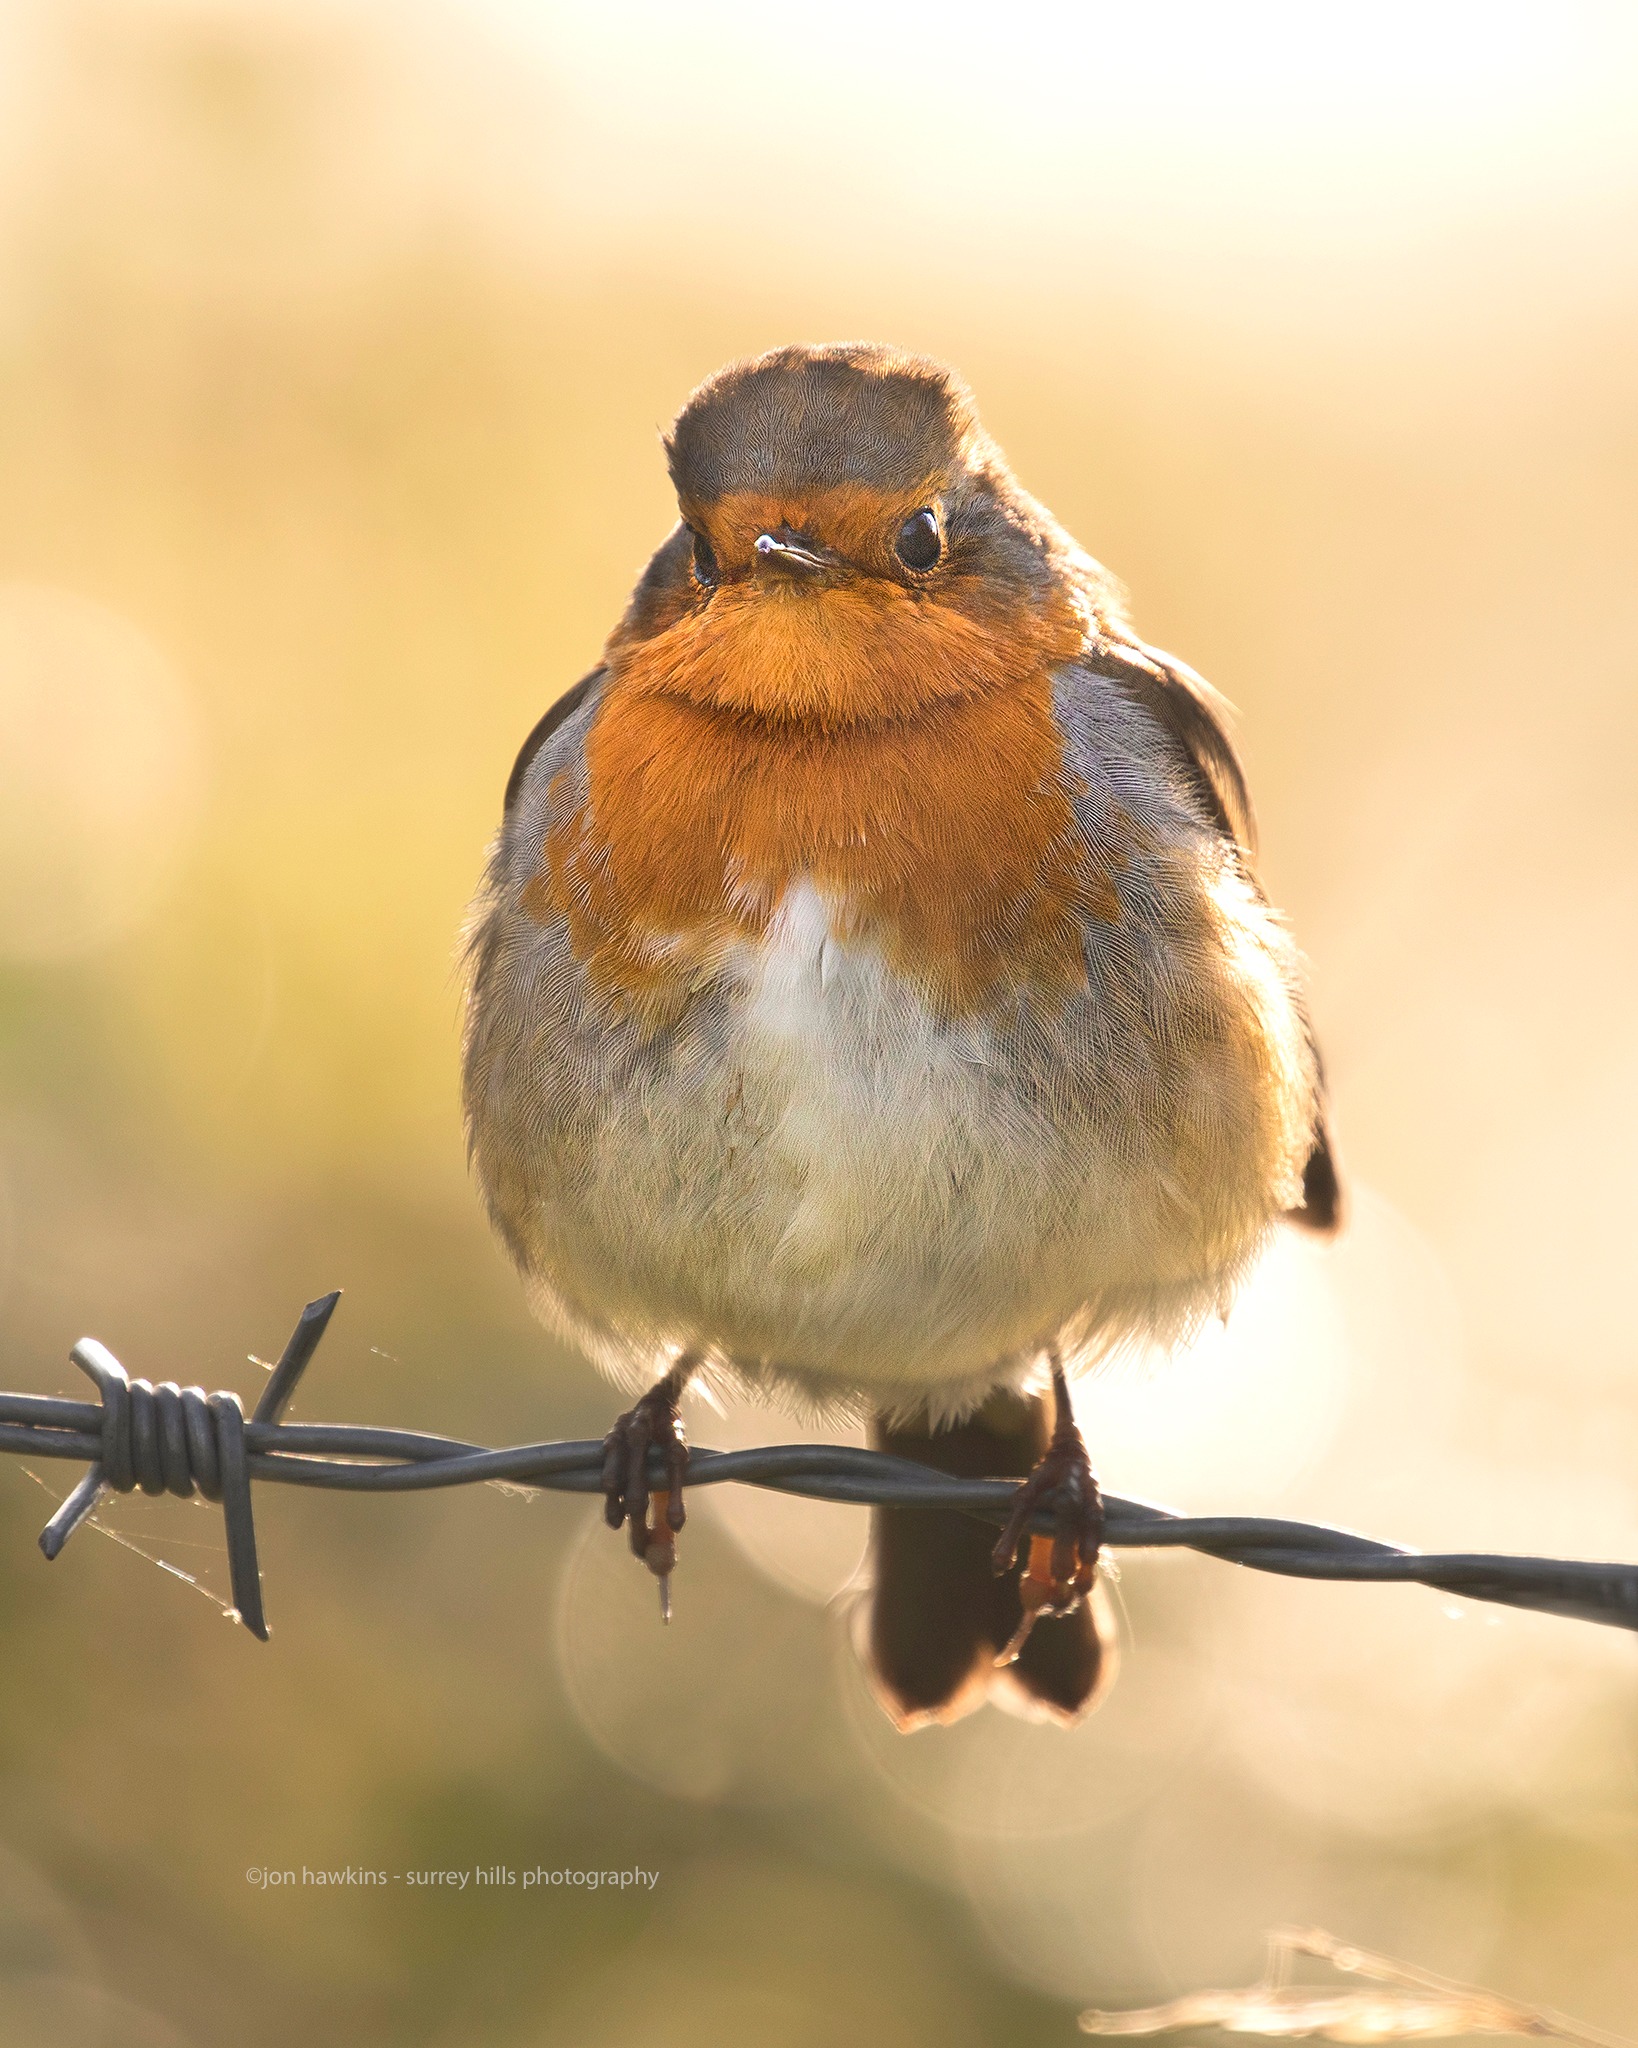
{"left": 864, "top": 1388, "right": 1117, "bottom": 1730}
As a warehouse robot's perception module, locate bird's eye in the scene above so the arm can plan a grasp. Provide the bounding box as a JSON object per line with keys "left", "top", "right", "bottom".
{"left": 691, "top": 528, "right": 719, "bottom": 588}
{"left": 893, "top": 507, "right": 942, "bottom": 572}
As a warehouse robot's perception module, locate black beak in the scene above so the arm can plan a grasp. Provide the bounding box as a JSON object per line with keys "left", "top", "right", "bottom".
{"left": 753, "top": 531, "right": 828, "bottom": 576}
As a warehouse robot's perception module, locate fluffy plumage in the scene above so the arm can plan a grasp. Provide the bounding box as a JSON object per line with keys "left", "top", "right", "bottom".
{"left": 460, "top": 341, "right": 1339, "bottom": 1722}
{"left": 465, "top": 343, "right": 1330, "bottom": 1409}
{"left": 465, "top": 655, "right": 1318, "bottom": 1417}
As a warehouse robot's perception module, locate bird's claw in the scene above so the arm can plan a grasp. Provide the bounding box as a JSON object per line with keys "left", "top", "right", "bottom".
{"left": 601, "top": 1380, "right": 689, "bottom": 1619}
{"left": 990, "top": 1416, "right": 1104, "bottom": 1666}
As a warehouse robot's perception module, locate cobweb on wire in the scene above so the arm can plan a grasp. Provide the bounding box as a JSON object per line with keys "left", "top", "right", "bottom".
{"left": 18, "top": 1467, "right": 237, "bottom": 1620}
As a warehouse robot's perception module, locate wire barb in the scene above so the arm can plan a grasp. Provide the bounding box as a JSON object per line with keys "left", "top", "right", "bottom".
{"left": 5, "top": 1294, "right": 1638, "bottom": 1644}
{"left": 20, "top": 1295, "right": 343, "bottom": 1640}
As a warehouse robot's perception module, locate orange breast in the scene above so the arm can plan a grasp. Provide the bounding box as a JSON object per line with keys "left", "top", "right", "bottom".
{"left": 537, "top": 580, "right": 1120, "bottom": 1024}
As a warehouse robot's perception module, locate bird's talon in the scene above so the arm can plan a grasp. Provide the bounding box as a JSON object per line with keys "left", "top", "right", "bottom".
{"left": 990, "top": 1370, "right": 1105, "bottom": 1665}
{"left": 600, "top": 1375, "right": 690, "bottom": 1617}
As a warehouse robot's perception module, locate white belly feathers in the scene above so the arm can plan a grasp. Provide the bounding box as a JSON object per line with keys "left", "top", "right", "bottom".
{"left": 461, "top": 661, "right": 1323, "bottom": 1422}
{"left": 487, "top": 864, "right": 1305, "bottom": 1422}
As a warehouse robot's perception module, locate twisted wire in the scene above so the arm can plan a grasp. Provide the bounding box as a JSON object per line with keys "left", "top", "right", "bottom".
{"left": 4, "top": 1294, "right": 1637, "bottom": 1641}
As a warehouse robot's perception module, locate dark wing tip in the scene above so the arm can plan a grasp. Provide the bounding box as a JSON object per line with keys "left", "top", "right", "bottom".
{"left": 1286, "top": 1117, "right": 1345, "bottom": 1235}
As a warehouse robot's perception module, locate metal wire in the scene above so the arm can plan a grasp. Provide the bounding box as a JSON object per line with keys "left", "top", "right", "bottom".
{"left": 4, "top": 1293, "right": 1637, "bottom": 1641}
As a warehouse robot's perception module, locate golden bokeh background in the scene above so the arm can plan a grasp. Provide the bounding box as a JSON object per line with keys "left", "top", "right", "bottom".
{"left": 2, "top": 2, "right": 1637, "bottom": 2041}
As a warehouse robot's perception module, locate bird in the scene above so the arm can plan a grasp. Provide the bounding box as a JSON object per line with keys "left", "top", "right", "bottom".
{"left": 461, "top": 341, "right": 1341, "bottom": 1730}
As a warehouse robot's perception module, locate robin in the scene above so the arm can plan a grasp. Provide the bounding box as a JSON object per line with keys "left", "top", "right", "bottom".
{"left": 462, "top": 342, "right": 1340, "bottom": 1729}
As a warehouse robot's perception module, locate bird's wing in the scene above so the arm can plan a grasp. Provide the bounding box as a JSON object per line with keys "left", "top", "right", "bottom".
{"left": 1085, "top": 632, "right": 1342, "bottom": 1234}
{"left": 463, "top": 666, "right": 607, "bottom": 1194}
{"left": 502, "top": 666, "right": 606, "bottom": 816}
{"left": 1082, "top": 634, "right": 1257, "bottom": 854}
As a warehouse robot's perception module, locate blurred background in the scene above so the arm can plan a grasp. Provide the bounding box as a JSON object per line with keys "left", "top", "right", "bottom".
{"left": 1, "top": 1, "right": 1637, "bottom": 2041}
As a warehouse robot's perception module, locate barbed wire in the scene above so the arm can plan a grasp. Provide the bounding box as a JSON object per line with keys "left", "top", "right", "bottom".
{"left": 3, "top": 1293, "right": 1637, "bottom": 1642}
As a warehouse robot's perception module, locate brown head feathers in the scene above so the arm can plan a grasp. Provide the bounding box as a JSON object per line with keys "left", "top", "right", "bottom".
{"left": 666, "top": 342, "right": 983, "bottom": 507}
{"left": 547, "top": 343, "right": 1127, "bottom": 1019}
{"left": 610, "top": 341, "right": 1120, "bottom": 691}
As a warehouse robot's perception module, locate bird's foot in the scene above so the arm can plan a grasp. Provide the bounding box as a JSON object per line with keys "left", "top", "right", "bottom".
{"left": 601, "top": 1374, "right": 689, "bottom": 1621}
{"left": 990, "top": 1374, "right": 1104, "bottom": 1666}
